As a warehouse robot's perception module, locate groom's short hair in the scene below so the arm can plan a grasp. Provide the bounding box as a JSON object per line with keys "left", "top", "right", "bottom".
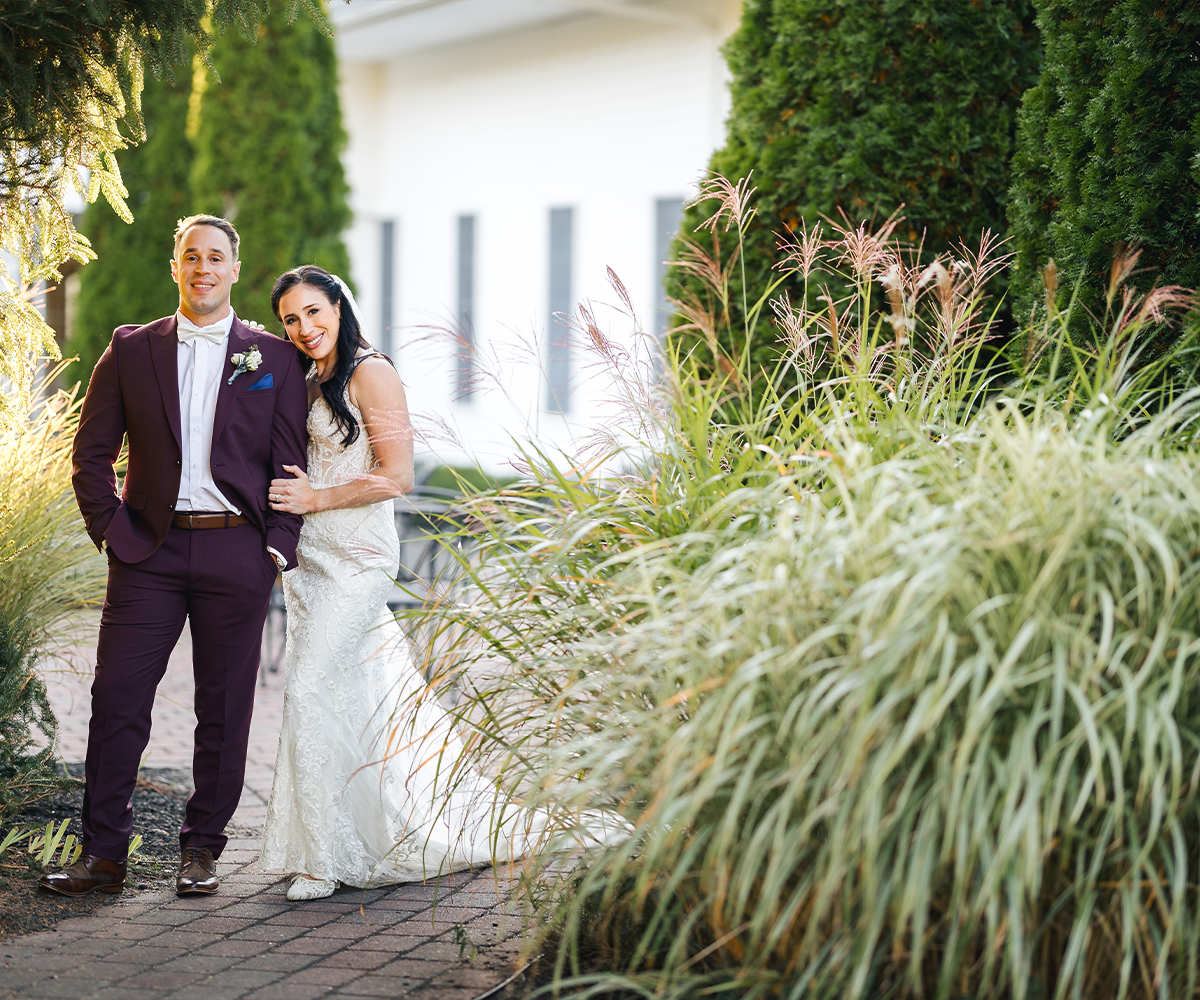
{"left": 174, "top": 214, "right": 240, "bottom": 260}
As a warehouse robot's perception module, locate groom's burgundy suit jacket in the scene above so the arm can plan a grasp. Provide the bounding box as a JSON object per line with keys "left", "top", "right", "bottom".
{"left": 72, "top": 315, "right": 309, "bottom": 569}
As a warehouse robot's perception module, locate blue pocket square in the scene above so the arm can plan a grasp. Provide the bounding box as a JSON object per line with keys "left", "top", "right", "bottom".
{"left": 247, "top": 373, "right": 274, "bottom": 391}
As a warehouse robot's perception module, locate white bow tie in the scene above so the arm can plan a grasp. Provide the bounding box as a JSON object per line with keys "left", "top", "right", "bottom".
{"left": 176, "top": 318, "right": 227, "bottom": 346}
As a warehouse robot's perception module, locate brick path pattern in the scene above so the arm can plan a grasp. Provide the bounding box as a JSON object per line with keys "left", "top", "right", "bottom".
{"left": 0, "top": 865, "right": 523, "bottom": 999}
{"left": 2, "top": 612, "right": 525, "bottom": 999}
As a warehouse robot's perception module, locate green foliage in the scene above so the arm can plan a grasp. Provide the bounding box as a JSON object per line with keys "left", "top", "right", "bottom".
{"left": 410, "top": 183, "right": 1200, "bottom": 998}
{"left": 70, "top": 2, "right": 353, "bottom": 372}
{"left": 520, "top": 390, "right": 1200, "bottom": 1000}
{"left": 419, "top": 465, "right": 519, "bottom": 498}
{"left": 666, "top": 0, "right": 1041, "bottom": 376}
{"left": 0, "top": 826, "right": 25, "bottom": 856}
{"left": 0, "top": 368, "right": 107, "bottom": 820}
{"left": 25, "top": 819, "right": 81, "bottom": 870}
{"left": 70, "top": 63, "right": 194, "bottom": 384}
{"left": 1009, "top": 0, "right": 1200, "bottom": 336}
{"left": 0, "top": 616, "right": 62, "bottom": 823}
{"left": 661, "top": 174, "right": 1010, "bottom": 424}
{"left": 0, "top": 821, "right": 142, "bottom": 870}
{"left": 0, "top": 373, "right": 107, "bottom": 637}
{"left": 0, "top": 1, "right": 326, "bottom": 415}
{"left": 190, "top": 4, "right": 352, "bottom": 328}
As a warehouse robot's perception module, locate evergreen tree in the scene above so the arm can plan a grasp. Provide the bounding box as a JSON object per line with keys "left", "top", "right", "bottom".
{"left": 0, "top": 0, "right": 323, "bottom": 415}
{"left": 69, "top": 64, "right": 193, "bottom": 383}
{"left": 1008, "top": 0, "right": 1200, "bottom": 333}
{"left": 190, "top": 5, "right": 352, "bottom": 326}
{"left": 665, "top": 0, "right": 1041, "bottom": 374}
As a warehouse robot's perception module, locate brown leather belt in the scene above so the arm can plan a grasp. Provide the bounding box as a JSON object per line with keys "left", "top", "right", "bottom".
{"left": 172, "top": 511, "right": 251, "bottom": 530}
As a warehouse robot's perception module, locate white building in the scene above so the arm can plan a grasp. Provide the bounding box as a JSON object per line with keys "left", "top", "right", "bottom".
{"left": 329, "top": 0, "right": 740, "bottom": 475}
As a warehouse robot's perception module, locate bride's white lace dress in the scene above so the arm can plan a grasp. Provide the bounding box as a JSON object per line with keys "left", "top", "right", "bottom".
{"left": 260, "top": 387, "right": 542, "bottom": 887}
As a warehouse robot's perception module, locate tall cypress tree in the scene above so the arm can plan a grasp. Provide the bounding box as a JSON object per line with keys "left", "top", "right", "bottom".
{"left": 190, "top": 6, "right": 352, "bottom": 325}
{"left": 665, "top": 0, "right": 1041, "bottom": 374}
{"left": 1008, "top": 0, "right": 1200, "bottom": 334}
{"left": 68, "top": 64, "right": 193, "bottom": 383}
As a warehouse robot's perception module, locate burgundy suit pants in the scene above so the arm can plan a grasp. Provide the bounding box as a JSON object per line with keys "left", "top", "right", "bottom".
{"left": 83, "top": 522, "right": 278, "bottom": 861}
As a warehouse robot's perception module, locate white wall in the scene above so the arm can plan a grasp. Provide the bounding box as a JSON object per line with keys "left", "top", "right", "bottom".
{"left": 338, "top": 0, "right": 740, "bottom": 474}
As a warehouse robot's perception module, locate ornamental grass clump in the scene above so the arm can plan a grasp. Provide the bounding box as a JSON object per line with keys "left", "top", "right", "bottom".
{"left": 527, "top": 401, "right": 1200, "bottom": 1000}
{"left": 0, "top": 370, "right": 107, "bottom": 819}
{"left": 407, "top": 180, "right": 1200, "bottom": 999}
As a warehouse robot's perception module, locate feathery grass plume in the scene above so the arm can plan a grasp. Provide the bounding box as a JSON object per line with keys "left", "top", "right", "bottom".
{"left": 403, "top": 178, "right": 1200, "bottom": 999}
{"left": 667, "top": 179, "right": 1009, "bottom": 431}
{"left": 0, "top": 365, "right": 108, "bottom": 818}
{"left": 0, "top": 367, "right": 108, "bottom": 636}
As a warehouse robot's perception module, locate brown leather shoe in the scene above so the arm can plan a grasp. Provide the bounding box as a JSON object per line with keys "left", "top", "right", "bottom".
{"left": 176, "top": 845, "right": 219, "bottom": 895}
{"left": 38, "top": 854, "right": 126, "bottom": 897}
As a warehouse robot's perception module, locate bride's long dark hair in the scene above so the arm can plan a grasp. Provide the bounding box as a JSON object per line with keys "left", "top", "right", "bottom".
{"left": 271, "top": 265, "right": 389, "bottom": 449}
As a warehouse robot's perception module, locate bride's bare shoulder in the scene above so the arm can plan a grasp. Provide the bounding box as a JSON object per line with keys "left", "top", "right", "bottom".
{"left": 348, "top": 354, "right": 404, "bottom": 411}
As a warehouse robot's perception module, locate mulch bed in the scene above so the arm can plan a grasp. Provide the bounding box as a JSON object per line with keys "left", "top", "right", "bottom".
{"left": 0, "top": 765, "right": 200, "bottom": 938}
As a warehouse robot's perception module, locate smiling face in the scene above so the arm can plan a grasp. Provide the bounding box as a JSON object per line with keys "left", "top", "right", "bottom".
{"left": 171, "top": 225, "right": 241, "bottom": 323}
{"left": 278, "top": 283, "right": 342, "bottom": 370}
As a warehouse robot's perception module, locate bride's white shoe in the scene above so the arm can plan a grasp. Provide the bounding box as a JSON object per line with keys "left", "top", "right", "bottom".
{"left": 287, "top": 874, "right": 338, "bottom": 901}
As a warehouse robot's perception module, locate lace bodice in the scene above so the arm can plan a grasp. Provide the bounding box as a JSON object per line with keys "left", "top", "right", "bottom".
{"left": 306, "top": 390, "right": 376, "bottom": 489}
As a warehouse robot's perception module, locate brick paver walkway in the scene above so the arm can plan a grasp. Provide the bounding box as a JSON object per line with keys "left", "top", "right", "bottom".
{"left": 0, "top": 864, "right": 525, "bottom": 1000}
{"left": 2, "top": 610, "right": 527, "bottom": 999}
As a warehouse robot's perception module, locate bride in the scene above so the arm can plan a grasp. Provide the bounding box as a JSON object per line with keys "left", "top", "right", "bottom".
{"left": 260, "top": 265, "right": 575, "bottom": 901}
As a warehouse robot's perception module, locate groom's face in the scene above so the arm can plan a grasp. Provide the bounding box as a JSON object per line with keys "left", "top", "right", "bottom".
{"left": 171, "top": 225, "right": 241, "bottom": 321}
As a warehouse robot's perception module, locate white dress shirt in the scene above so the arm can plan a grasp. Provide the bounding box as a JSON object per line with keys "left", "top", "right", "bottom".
{"left": 173, "top": 310, "right": 286, "bottom": 570}
{"left": 176, "top": 310, "right": 240, "bottom": 514}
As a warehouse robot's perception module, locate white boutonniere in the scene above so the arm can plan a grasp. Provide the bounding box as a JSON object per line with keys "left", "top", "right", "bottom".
{"left": 228, "top": 345, "right": 263, "bottom": 384}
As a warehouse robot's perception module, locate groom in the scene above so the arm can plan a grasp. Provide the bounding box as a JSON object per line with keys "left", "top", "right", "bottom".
{"left": 41, "top": 215, "right": 308, "bottom": 898}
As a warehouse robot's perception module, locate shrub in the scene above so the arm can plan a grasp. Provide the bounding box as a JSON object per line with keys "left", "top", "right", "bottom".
{"left": 418, "top": 465, "right": 520, "bottom": 498}
{"left": 0, "top": 615, "right": 61, "bottom": 822}
{"left": 72, "top": 5, "right": 355, "bottom": 370}
{"left": 666, "top": 0, "right": 1041, "bottom": 376}
{"left": 0, "top": 371, "right": 107, "bottom": 819}
{"left": 411, "top": 183, "right": 1200, "bottom": 998}
{"left": 70, "top": 59, "right": 193, "bottom": 384}
{"left": 1008, "top": 0, "right": 1200, "bottom": 338}
{"left": 189, "top": 4, "right": 352, "bottom": 326}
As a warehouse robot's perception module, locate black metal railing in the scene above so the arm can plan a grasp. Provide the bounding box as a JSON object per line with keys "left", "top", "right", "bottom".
{"left": 389, "top": 494, "right": 468, "bottom": 611}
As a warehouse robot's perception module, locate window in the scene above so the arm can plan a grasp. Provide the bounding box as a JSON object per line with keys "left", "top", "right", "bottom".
{"left": 546, "top": 206, "right": 573, "bottom": 413}
{"left": 654, "top": 197, "right": 684, "bottom": 342}
{"left": 380, "top": 220, "right": 395, "bottom": 357}
{"left": 456, "top": 214, "right": 475, "bottom": 402}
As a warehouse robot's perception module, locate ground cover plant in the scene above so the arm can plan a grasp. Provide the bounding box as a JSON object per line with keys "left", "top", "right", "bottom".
{"left": 406, "top": 180, "right": 1200, "bottom": 999}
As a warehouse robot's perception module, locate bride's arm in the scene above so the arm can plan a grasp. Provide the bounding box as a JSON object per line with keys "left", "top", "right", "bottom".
{"left": 269, "top": 358, "right": 414, "bottom": 515}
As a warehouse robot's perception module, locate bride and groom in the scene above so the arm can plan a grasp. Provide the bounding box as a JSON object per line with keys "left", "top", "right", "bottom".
{"left": 41, "top": 214, "right": 571, "bottom": 903}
